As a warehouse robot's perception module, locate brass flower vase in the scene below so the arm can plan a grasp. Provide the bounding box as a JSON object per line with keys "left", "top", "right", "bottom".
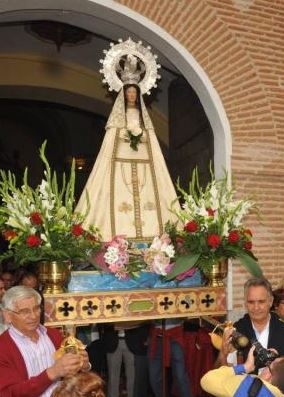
{"left": 38, "top": 260, "right": 72, "bottom": 294}
{"left": 205, "top": 259, "right": 228, "bottom": 287}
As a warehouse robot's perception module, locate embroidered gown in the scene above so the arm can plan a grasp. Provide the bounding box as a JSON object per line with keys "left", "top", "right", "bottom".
{"left": 76, "top": 90, "right": 179, "bottom": 242}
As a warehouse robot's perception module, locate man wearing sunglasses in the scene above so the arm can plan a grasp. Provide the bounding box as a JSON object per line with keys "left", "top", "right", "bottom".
{"left": 0, "top": 286, "right": 90, "bottom": 397}
{"left": 201, "top": 345, "right": 284, "bottom": 397}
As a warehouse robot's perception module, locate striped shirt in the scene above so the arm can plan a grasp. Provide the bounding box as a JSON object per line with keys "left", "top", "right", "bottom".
{"left": 9, "top": 324, "right": 59, "bottom": 397}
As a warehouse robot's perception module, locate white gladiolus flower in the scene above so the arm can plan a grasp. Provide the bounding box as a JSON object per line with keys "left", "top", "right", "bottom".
{"left": 21, "top": 216, "right": 30, "bottom": 225}
{"left": 210, "top": 197, "right": 219, "bottom": 211}
{"left": 40, "top": 233, "right": 48, "bottom": 242}
{"left": 39, "top": 179, "right": 49, "bottom": 196}
{"left": 6, "top": 217, "right": 24, "bottom": 230}
{"left": 182, "top": 202, "right": 189, "bottom": 210}
{"left": 197, "top": 205, "right": 208, "bottom": 217}
{"left": 222, "top": 222, "right": 229, "bottom": 237}
{"left": 210, "top": 184, "right": 218, "bottom": 200}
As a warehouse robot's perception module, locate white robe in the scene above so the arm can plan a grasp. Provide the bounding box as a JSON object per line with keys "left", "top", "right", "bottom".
{"left": 76, "top": 96, "right": 180, "bottom": 242}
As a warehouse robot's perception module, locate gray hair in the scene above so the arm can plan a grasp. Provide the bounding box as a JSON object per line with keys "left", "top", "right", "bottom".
{"left": 244, "top": 277, "right": 273, "bottom": 298}
{"left": 2, "top": 286, "right": 41, "bottom": 311}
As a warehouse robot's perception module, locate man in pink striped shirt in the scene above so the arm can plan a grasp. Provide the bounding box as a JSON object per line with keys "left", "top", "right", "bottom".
{"left": 0, "top": 286, "right": 90, "bottom": 397}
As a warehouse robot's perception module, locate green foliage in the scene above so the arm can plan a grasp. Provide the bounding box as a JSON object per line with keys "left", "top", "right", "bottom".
{"left": 166, "top": 167, "right": 262, "bottom": 280}
{"left": 127, "top": 130, "right": 143, "bottom": 151}
{"left": 0, "top": 141, "right": 101, "bottom": 267}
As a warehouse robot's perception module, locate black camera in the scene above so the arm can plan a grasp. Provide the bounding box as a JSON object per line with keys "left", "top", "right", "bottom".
{"left": 252, "top": 339, "right": 279, "bottom": 368}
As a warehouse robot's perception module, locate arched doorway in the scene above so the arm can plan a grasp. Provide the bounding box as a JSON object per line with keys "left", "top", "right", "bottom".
{"left": 0, "top": 0, "right": 231, "bottom": 178}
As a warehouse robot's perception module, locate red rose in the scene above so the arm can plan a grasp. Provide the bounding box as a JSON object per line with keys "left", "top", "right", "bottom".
{"left": 207, "top": 234, "right": 221, "bottom": 248}
{"left": 26, "top": 234, "right": 42, "bottom": 247}
{"left": 244, "top": 241, "right": 252, "bottom": 250}
{"left": 184, "top": 220, "right": 198, "bottom": 233}
{"left": 72, "top": 224, "right": 84, "bottom": 236}
{"left": 207, "top": 208, "right": 215, "bottom": 217}
{"left": 3, "top": 230, "right": 17, "bottom": 240}
{"left": 30, "top": 211, "right": 43, "bottom": 225}
{"left": 244, "top": 229, "right": 252, "bottom": 237}
{"left": 228, "top": 230, "right": 240, "bottom": 244}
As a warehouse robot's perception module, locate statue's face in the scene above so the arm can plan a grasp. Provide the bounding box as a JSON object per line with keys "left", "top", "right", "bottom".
{"left": 126, "top": 86, "right": 137, "bottom": 106}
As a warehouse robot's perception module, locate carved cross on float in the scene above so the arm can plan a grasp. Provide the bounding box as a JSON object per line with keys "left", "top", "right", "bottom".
{"left": 159, "top": 296, "right": 174, "bottom": 311}
{"left": 181, "top": 295, "right": 194, "bottom": 309}
{"left": 58, "top": 301, "right": 75, "bottom": 317}
{"left": 201, "top": 294, "right": 215, "bottom": 308}
{"left": 82, "top": 300, "right": 98, "bottom": 315}
{"left": 106, "top": 299, "right": 122, "bottom": 314}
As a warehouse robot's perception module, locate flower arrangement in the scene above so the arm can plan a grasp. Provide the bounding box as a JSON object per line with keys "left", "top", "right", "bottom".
{"left": 93, "top": 233, "right": 175, "bottom": 279}
{"left": 165, "top": 168, "right": 262, "bottom": 280}
{"left": 0, "top": 141, "right": 101, "bottom": 266}
{"left": 143, "top": 234, "right": 175, "bottom": 276}
{"left": 122, "top": 127, "right": 143, "bottom": 151}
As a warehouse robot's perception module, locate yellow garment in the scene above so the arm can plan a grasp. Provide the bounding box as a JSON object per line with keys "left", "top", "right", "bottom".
{"left": 76, "top": 91, "right": 180, "bottom": 242}
{"left": 201, "top": 366, "right": 283, "bottom": 397}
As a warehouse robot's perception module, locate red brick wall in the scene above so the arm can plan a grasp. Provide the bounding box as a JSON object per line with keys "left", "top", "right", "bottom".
{"left": 115, "top": 0, "right": 284, "bottom": 308}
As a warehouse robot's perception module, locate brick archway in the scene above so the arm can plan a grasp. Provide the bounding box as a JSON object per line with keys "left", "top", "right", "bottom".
{"left": 1, "top": 0, "right": 283, "bottom": 308}
{"left": 0, "top": 0, "right": 231, "bottom": 179}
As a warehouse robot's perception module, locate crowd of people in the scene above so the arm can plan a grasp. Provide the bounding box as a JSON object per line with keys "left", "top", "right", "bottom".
{"left": 0, "top": 266, "right": 284, "bottom": 396}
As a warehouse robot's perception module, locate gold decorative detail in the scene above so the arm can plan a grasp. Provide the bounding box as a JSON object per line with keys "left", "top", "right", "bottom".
{"left": 145, "top": 131, "right": 163, "bottom": 235}
{"left": 38, "top": 260, "right": 71, "bottom": 294}
{"left": 157, "top": 293, "right": 176, "bottom": 314}
{"left": 54, "top": 335, "right": 86, "bottom": 359}
{"left": 120, "top": 162, "right": 146, "bottom": 195}
{"left": 55, "top": 298, "right": 77, "bottom": 321}
{"left": 199, "top": 291, "right": 217, "bottom": 311}
{"left": 206, "top": 259, "right": 228, "bottom": 287}
{"left": 178, "top": 293, "right": 197, "bottom": 313}
{"left": 128, "top": 299, "right": 154, "bottom": 313}
{"left": 144, "top": 201, "right": 156, "bottom": 211}
{"left": 133, "top": 219, "right": 145, "bottom": 228}
{"left": 110, "top": 129, "right": 120, "bottom": 236}
{"left": 118, "top": 202, "right": 133, "bottom": 213}
{"left": 103, "top": 296, "right": 124, "bottom": 318}
{"left": 79, "top": 298, "right": 101, "bottom": 319}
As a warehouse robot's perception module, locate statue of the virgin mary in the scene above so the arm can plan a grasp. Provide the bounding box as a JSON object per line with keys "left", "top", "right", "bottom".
{"left": 76, "top": 38, "right": 180, "bottom": 243}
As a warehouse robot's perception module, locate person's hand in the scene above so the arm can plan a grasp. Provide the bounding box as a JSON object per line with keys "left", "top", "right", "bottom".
{"left": 46, "top": 352, "right": 83, "bottom": 380}
{"left": 214, "top": 326, "right": 235, "bottom": 367}
{"left": 244, "top": 345, "right": 256, "bottom": 373}
{"left": 220, "top": 327, "right": 234, "bottom": 358}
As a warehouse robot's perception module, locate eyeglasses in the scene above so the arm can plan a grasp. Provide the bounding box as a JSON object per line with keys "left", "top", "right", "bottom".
{"left": 7, "top": 304, "right": 41, "bottom": 318}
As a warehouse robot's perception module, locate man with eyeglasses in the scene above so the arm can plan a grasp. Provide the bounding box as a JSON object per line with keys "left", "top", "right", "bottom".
{"left": 201, "top": 345, "right": 284, "bottom": 397}
{"left": 0, "top": 286, "right": 91, "bottom": 397}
